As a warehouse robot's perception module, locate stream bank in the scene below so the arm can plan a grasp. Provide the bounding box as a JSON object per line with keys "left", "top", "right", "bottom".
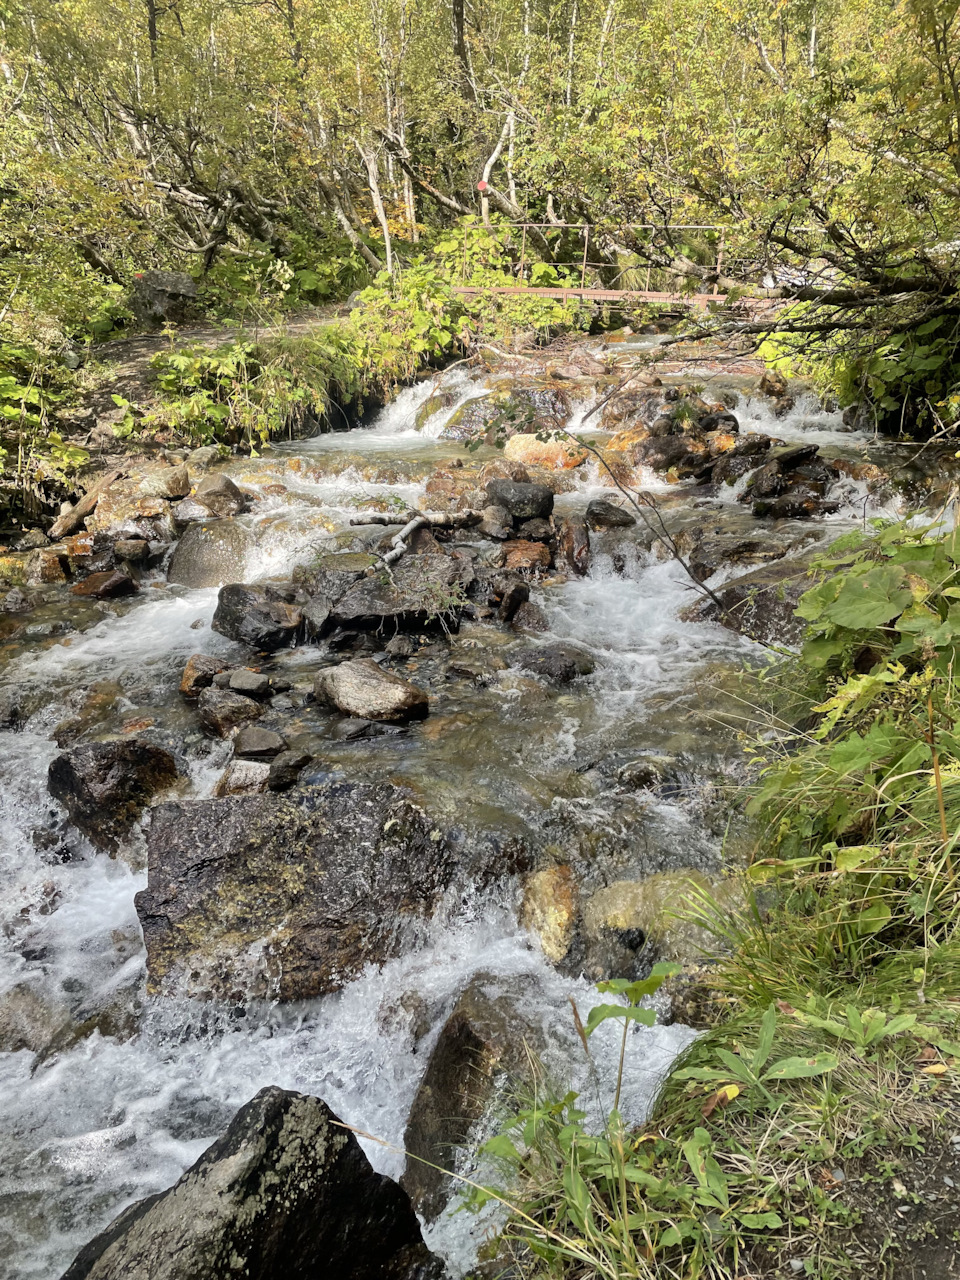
{"left": 0, "top": 328, "right": 953, "bottom": 1278}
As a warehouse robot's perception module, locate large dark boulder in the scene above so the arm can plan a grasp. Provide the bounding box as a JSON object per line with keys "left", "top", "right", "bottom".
{"left": 48, "top": 740, "right": 178, "bottom": 854}
{"left": 484, "top": 480, "right": 554, "bottom": 521}
{"left": 212, "top": 583, "right": 303, "bottom": 651}
{"left": 682, "top": 558, "right": 813, "bottom": 647}
{"left": 327, "top": 554, "right": 474, "bottom": 634}
{"left": 402, "top": 977, "right": 538, "bottom": 1221}
{"left": 135, "top": 782, "right": 456, "bottom": 1001}
{"left": 61, "top": 1087, "right": 443, "bottom": 1280}
{"left": 167, "top": 519, "right": 254, "bottom": 588}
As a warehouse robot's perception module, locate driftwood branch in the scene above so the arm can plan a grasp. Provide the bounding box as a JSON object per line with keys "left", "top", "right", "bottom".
{"left": 49, "top": 468, "right": 126, "bottom": 539}
{"left": 349, "top": 508, "right": 481, "bottom": 566}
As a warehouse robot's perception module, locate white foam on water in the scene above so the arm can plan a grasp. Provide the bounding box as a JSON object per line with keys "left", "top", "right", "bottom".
{"left": 0, "top": 895, "right": 694, "bottom": 1280}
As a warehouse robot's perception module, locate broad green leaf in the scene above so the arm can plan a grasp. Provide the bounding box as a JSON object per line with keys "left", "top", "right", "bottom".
{"left": 763, "top": 1053, "right": 839, "bottom": 1080}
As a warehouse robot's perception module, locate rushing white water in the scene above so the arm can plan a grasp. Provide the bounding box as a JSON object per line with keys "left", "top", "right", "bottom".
{"left": 0, "top": 362, "right": 910, "bottom": 1280}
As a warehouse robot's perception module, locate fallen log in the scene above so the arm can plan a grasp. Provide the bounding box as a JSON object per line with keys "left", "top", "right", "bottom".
{"left": 49, "top": 468, "right": 125, "bottom": 540}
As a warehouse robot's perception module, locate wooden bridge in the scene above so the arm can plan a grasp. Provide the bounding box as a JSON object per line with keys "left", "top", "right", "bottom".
{"left": 450, "top": 221, "right": 735, "bottom": 308}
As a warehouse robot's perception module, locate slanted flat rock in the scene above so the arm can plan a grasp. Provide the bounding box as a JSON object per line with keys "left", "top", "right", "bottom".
{"left": 402, "top": 977, "right": 539, "bottom": 1221}
{"left": 61, "top": 1087, "right": 442, "bottom": 1280}
{"left": 314, "top": 659, "right": 429, "bottom": 722}
{"left": 135, "top": 782, "right": 455, "bottom": 1001}
{"left": 197, "top": 687, "right": 263, "bottom": 737}
{"left": 682, "top": 558, "right": 812, "bottom": 647}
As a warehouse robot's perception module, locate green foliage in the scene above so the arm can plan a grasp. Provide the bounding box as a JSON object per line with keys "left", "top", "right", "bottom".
{"left": 140, "top": 335, "right": 364, "bottom": 450}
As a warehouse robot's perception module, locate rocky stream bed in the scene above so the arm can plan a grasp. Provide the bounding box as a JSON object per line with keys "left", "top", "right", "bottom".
{"left": 0, "top": 331, "right": 953, "bottom": 1279}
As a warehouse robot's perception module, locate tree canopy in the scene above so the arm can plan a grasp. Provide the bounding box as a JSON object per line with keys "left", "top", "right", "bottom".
{"left": 3, "top": 0, "right": 960, "bottom": 425}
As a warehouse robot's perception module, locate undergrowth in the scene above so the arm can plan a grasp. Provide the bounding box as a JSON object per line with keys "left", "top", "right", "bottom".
{"left": 469, "top": 515, "right": 960, "bottom": 1279}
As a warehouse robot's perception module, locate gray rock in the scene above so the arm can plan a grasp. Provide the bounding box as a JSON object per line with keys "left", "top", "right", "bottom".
{"left": 328, "top": 554, "right": 473, "bottom": 635}
{"left": 314, "top": 659, "right": 429, "bottom": 722}
{"left": 477, "top": 504, "right": 512, "bottom": 540}
{"left": 114, "top": 538, "right": 150, "bottom": 563}
{"left": 48, "top": 740, "right": 178, "bottom": 854}
{"left": 233, "top": 726, "right": 286, "bottom": 759}
{"left": 61, "top": 1087, "right": 442, "bottom": 1280}
{"left": 16, "top": 528, "right": 49, "bottom": 551}
{"left": 228, "top": 669, "right": 272, "bottom": 698}
{"left": 167, "top": 520, "right": 254, "bottom": 589}
{"left": 212, "top": 584, "right": 303, "bottom": 652}
{"left": 484, "top": 479, "right": 554, "bottom": 520}
{"left": 267, "top": 749, "right": 313, "bottom": 791}
{"left": 135, "top": 783, "right": 455, "bottom": 1001}
{"left": 171, "top": 497, "right": 212, "bottom": 527}
{"left": 130, "top": 270, "right": 198, "bottom": 327}
{"left": 402, "top": 977, "right": 538, "bottom": 1221}
{"left": 682, "top": 558, "right": 812, "bottom": 647}
{"left": 186, "top": 445, "right": 222, "bottom": 471}
{"left": 197, "top": 688, "right": 263, "bottom": 738}
{"left": 194, "top": 473, "right": 249, "bottom": 519}
{"left": 140, "top": 465, "right": 190, "bottom": 500}
{"left": 517, "top": 517, "right": 554, "bottom": 543}
{"left": 585, "top": 499, "right": 636, "bottom": 530}
{"left": 511, "top": 599, "right": 550, "bottom": 632}
{"left": 384, "top": 634, "right": 415, "bottom": 658}
{"left": 293, "top": 551, "right": 378, "bottom": 600}
{"left": 515, "top": 643, "right": 596, "bottom": 682}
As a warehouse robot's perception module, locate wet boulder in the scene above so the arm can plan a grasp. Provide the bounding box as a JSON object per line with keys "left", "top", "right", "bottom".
{"left": 212, "top": 583, "right": 303, "bottom": 652}
{"left": 437, "top": 394, "right": 499, "bottom": 442}
{"left": 315, "top": 659, "right": 429, "bottom": 722}
{"left": 167, "top": 519, "right": 254, "bottom": 588}
{"left": 485, "top": 479, "right": 553, "bottom": 521}
{"left": 48, "top": 739, "right": 178, "bottom": 854}
{"left": 555, "top": 515, "right": 590, "bottom": 575}
{"left": 179, "top": 654, "right": 231, "bottom": 698}
{"left": 585, "top": 498, "right": 636, "bottom": 530}
{"left": 114, "top": 538, "right": 151, "bottom": 563}
{"left": 326, "top": 554, "right": 474, "bottom": 635}
{"left": 135, "top": 782, "right": 456, "bottom": 1001}
{"left": 682, "top": 558, "right": 812, "bottom": 647}
{"left": 414, "top": 389, "right": 455, "bottom": 431}
{"left": 139, "top": 464, "right": 191, "bottom": 500}
{"left": 503, "top": 539, "right": 552, "bottom": 573}
{"left": 267, "top": 749, "right": 313, "bottom": 791}
{"left": 636, "top": 434, "right": 711, "bottom": 479}
{"left": 232, "top": 725, "right": 286, "bottom": 759}
{"left": 515, "top": 643, "right": 595, "bottom": 682}
{"left": 402, "top": 976, "right": 540, "bottom": 1221}
{"left": 70, "top": 570, "right": 138, "bottom": 600}
{"left": 197, "top": 687, "right": 263, "bottom": 737}
{"left": 61, "top": 1086, "right": 442, "bottom": 1280}
{"left": 511, "top": 599, "right": 550, "bottom": 632}
{"left": 521, "top": 866, "right": 579, "bottom": 965}
{"left": 477, "top": 504, "right": 512, "bottom": 540}
{"left": 293, "top": 550, "right": 378, "bottom": 600}
{"left": 194, "top": 473, "right": 250, "bottom": 518}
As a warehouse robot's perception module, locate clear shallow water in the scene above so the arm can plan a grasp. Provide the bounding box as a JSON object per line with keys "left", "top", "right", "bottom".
{"left": 0, "top": 366, "right": 910, "bottom": 1279}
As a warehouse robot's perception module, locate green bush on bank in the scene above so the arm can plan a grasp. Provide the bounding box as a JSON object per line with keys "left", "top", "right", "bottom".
{"left": 470, "top": 515, "right": 960, "bottom": 1280}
